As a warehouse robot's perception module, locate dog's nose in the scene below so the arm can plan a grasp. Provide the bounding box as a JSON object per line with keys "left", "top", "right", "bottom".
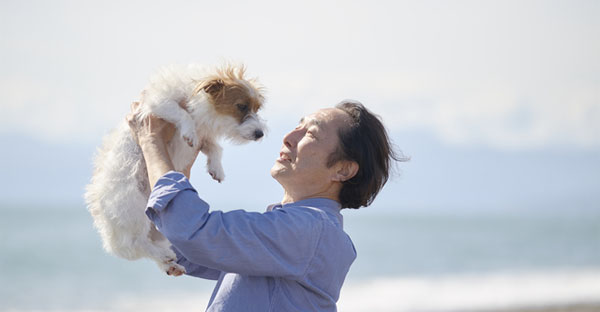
{"left": 254, "top": 129, "right": 264, "bottom": 140}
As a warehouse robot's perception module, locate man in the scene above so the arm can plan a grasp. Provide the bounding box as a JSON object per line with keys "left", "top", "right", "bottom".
{"left": 127, "top": 100, "right": 401, "bottom": 311}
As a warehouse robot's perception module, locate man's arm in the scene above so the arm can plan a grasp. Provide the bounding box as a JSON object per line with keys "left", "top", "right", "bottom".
{"left": 146, "top": 171, "right": 323, "bottom": 279}
{"left": 140, "top": 137, "right": 175, "bottom": 188}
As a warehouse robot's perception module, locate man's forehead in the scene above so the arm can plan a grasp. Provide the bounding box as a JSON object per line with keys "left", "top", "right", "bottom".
{"left": 298, "top": 115, "right": 322, "bottom": 126}
{"left": 299, "top": 108, "right": 345, "bottom": 127}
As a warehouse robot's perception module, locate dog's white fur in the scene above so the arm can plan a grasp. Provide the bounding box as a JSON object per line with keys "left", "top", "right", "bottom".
{"left": 85, "top": 64, "right": 266, "bottom": 274}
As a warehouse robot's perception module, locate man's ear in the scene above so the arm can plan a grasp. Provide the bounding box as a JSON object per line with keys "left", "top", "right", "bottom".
{"left": 332, "top": 160, "right": 359, "bottom": 182}
{"left": 202, "top": 79, "right": 225, "bottom": 98}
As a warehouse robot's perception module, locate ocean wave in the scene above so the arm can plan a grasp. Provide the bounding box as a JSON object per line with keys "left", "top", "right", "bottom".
{"left": 7, "top": 269, "right": 600, "bottom": 312}
{"left": 338, "top": 269, "right": 600, "bottom": 311}
{"left": 95, "top": 269, "right": 600, "bottom": 312}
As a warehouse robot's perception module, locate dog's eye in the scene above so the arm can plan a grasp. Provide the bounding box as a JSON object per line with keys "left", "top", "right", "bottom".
{"left": 236, "top": 103, "right": 249, "bottom": 112}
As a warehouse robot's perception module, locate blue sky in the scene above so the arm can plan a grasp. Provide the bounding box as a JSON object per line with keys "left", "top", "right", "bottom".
{"left": 1, "top": 0, "right": 598, "bottom": 214}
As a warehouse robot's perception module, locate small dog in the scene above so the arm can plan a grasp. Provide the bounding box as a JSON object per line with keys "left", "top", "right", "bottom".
{"left": 85, "top": 64, "right": 266, "bottom": 275}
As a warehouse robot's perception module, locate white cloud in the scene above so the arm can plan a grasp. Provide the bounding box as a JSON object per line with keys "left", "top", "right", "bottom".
{"left": 1, "top": 0, "right": 598, "bottom": 150}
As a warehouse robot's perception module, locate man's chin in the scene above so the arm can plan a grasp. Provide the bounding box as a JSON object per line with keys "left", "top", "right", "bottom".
{"left": 270, "top": 163, "right": 288, "bottom": 180}
{"left": 270, "top": 165, "right": 280, "bottom": 178}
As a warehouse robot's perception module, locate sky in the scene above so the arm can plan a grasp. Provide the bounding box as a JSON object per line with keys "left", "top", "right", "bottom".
{"left": 1, "top": 0, "right": 598, "bottom": 214}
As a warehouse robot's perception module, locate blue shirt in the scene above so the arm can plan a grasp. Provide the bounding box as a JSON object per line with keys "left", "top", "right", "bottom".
{"left": 145, "top": 171, "right": 357, "bottom": 311}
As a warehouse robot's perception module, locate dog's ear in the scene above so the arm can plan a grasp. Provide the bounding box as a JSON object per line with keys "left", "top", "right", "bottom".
{"left": 202, "top": 79, "right": 225, "bottom": 98}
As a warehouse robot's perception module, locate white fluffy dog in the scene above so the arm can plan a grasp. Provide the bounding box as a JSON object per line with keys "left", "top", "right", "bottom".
{"left": 85, "top": 64, "right": 266, "bottom": 275}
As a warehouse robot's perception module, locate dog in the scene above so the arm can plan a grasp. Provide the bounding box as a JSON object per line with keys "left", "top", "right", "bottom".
{"left": 84, "top": 64, "right": 266, "bottom": 275}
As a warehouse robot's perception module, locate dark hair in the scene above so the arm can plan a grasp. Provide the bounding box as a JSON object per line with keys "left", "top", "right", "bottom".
{"left": 327, "top": 100, "right": 407, "bottom": 209}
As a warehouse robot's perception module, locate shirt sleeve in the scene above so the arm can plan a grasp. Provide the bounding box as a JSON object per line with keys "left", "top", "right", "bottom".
{"left": 146, "top": 171, "right": 323, "bottom": 279}
{"left": 172, "top": 246, "right": 221, "bottom": 280}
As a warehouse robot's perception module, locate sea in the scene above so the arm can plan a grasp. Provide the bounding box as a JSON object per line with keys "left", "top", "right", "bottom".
{"left": 1, "top": 204, "right": 599, "bottom": 312}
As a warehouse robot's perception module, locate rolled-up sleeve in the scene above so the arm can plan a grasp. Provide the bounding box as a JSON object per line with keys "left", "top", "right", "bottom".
{"left": 146, "top": 171, "right": 323, "bottom": 279}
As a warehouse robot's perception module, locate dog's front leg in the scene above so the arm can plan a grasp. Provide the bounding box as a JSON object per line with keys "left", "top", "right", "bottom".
{"left": 145, "top": 99, "right": 199, "bottom": 148}
{"left": 201, "top": 139, "right": 225, "bottom": 182}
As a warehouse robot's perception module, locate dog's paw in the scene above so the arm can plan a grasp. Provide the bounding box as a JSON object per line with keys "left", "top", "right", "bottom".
{"left": 181, "top": 131, "right": 199, "bottom": 148}
{"left": 183, "top": 135, "right": 197, "bottom": 148}
{"left": 178, "top": 121, "right": 198, "bottom": 148}
{"left": 207, "top": 162, "right": 225, "bottom": 183}
{"left": 166, "top": 262, "right": 186, "bottom": 277}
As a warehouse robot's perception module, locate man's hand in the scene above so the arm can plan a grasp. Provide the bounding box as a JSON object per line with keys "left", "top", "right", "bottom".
{"left": 126, "top": 101, "right": 176, "bottom": 148}
{"left": 126, "top": 102, "right": 176, "bottom": 188}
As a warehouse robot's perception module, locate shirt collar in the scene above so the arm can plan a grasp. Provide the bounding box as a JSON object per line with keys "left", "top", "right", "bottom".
{"left": 267, "top": 197, "right": 344, "bottom": 227}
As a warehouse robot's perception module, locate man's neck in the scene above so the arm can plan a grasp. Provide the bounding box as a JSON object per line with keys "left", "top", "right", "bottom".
{"left": 280, "top": 185, "right": 341, "bottom": 205}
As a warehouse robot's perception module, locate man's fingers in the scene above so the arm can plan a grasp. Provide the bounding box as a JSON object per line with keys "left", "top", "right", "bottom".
{"left": 126, "top": 113, "right": 137, "bottom": 127}
{"left": 126, "top": 116, "right": 134, "bottom": 129}
{"left": 131, "top": 101, "right": 141, "bottom": 111}
{"left": 127, "top": 102, "right": 142, "bottom": 130}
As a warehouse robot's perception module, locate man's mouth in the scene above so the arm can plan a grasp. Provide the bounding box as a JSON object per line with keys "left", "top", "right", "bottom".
{"left": 278, "top": 152, "right": 292, "bottom": 163}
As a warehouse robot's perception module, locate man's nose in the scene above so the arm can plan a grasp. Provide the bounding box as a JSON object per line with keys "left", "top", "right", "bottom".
{"left": 283, "top": 133, "right": 293, "bottom": 148}
{"left": 283, "top": 129, "right": 299, "bottom": 148}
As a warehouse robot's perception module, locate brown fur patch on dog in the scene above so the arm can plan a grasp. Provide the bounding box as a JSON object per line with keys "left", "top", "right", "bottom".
{"left": 193, "top": 65, "right": 265, "bottom": 123}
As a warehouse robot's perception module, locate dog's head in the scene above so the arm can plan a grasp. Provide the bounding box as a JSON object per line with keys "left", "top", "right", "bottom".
{"left": 195, "top": 64, "right": 266, "bottom": 142}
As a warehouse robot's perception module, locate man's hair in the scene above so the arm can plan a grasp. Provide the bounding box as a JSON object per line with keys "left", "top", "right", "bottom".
{"left": 327, "top": 100, "right": 407, "bottom": 209}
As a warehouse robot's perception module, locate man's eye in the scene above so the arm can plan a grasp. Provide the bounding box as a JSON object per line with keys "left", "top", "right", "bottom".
{"left": 236, "top": 103, "right": 249, "bottom": 112}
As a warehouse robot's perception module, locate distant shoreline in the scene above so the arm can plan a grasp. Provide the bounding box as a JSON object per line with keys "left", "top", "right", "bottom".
{"left": 481, "top": 302, "right": 600, "bottom": 312}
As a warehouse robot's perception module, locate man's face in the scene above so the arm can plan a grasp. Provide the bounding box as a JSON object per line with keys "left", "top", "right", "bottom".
{"left": 271, "top": 108, "right": 350, "bottom": 190}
